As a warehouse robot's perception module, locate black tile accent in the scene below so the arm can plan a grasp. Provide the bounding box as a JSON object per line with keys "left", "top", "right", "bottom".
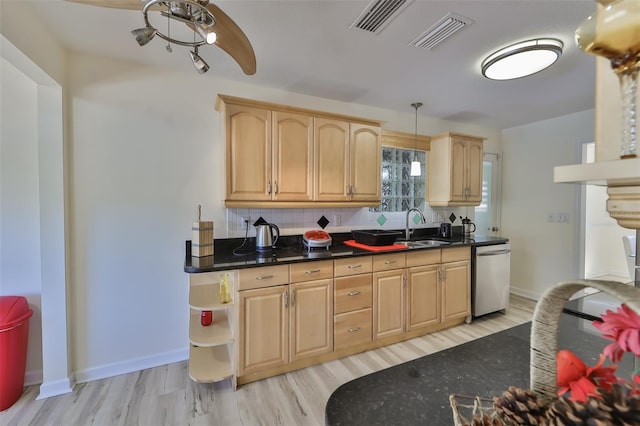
{"left": 449, "top": 212, "right": 457, "bottom": 223}
{"left": 317, "top": 215, "right": 330, "bottom": 229}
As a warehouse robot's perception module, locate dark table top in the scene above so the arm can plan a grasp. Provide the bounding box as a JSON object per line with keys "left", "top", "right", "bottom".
{"left": 184, "top": 230, "right": 508, "bottom": 273}
{"left": 325, "top": 291, "right": 636, "bottom": 426}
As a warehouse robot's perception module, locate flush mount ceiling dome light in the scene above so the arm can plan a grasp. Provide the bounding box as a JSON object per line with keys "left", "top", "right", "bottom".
{"left": 481, "top": 38, "right": 563, "bottom": 80}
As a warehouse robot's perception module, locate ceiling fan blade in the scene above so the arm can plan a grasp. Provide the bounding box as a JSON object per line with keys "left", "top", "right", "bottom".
{"left": 206, "top": 3, "right": 256, "bottom": 75}
{"left": 65, "top": 0, "right": 144, "bottom": 10}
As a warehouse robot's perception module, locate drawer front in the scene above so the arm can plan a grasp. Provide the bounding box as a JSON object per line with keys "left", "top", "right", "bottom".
{"left": 290, "top": 260, "right": 333, "bottom": 283}
{"left": 441, "top": 246, "right": 471, "bottom": 263}
{"left": 406, "top": 249, "right": 441, "bottom": 267}
{"left": 334, "top": 274, "right": 372, "bottom": 314}
{"left": 238, "top": 265, "right": 289, "bottom": 290}
{"left": 334, "top": 256, "right": 372, "bottom": 277}
{"left": 334, "top": 308, "right": 372, "bottom": 350}
{"left": 372, "top": 253, "right": 406, "bottom": 272}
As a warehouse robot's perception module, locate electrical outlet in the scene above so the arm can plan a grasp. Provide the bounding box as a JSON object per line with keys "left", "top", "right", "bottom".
{"left": 239, "top": 216, "right": 250, "bottom": 229}
{"left": 557, "top": 213, "right": 569, "bottom": 223}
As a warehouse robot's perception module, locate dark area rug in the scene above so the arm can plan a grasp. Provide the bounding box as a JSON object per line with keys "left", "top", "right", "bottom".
{"left": 325, "top": 315, "right": 633, "bottom": 426}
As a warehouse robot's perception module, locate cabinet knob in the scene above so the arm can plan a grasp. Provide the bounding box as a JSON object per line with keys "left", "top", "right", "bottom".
{"left": 347, "top": 264, "right": 362, "bottom": 269}
{"left": 347, "top": 327, "right": 361, "bottom": 333}
{"left": 256, "top": 275, "right": 274, "bottom": 280}
{"left": 347, "top": 291, "right": 361, "bottom": 296}
{"left": 305, "top": 269, "right": 321, "bottom": 274}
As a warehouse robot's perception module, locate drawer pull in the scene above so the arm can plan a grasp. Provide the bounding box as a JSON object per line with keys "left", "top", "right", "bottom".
{"left": 347, "top": 327, "right": 361, "bottom": 333}
{"left": 383, "top": 260, "right": 397, "bottom": 265}
{"left": 347, "top": 291, "right": 361, "bottom": 296}
{"left": 305, "top": 269, "right": 321, "bottom": 274}
{"left": 256, "top": 275, "right": 274, "bottom": 280}
{"left": 347, "top": 264, "right": 362, "bottom": 269}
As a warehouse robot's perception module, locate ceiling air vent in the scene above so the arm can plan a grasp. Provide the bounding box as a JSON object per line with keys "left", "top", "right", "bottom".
{"left": 409, "top": 12, "right": 474, "bottom": 50}
{"left": 350, "top": 0, "right": 414, "bottom": 34}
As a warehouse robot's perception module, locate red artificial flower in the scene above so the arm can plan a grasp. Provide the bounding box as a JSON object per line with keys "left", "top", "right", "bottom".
{"left": 557, "top": 349, "right": 618, "bottom": 402}
{"left": 592, "top": 304, "right": 640, "bottom": 362}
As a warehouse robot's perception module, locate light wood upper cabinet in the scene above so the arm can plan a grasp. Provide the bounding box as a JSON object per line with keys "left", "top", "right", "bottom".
{"left": 428, "top": 132, "right": 485, "bottom": 206}
{"left": 217, "top": 94, "right": 383, "bottom": 207}
{"left": 314, "top": 118, "right": 350, "bottom": 201}
{"left": 350, "top": 124, "right": 381, "bottom": 201}
{"left": 225, "top": 104, "right": 272, "bottom": 201}
{"left": 314, "top": 120, "right": 381, "bottom": 202}
{"left": 272, "top": 111, "right": 313, "bottom": 201}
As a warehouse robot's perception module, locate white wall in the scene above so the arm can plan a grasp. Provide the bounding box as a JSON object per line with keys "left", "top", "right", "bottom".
{"left": 0, "top": 58, "right": 44, "bottom": 383}
{"left": 502, "top": 109, "right": 593, "bottom": 299}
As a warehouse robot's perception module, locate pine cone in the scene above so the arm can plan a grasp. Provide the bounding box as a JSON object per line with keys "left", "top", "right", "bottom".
{"left": 493, "top": 386, "right": 549, "bottom": 425}
{"left": 468, "top": 413, "right": 507, "bottom": 426}
{"left": 545, "top": 383, "right": 640, "bottom": 426}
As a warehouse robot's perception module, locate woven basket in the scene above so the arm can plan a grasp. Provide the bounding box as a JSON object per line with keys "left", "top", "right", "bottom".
{"left": 450, "top": 279, "right": 640, "bottom": 426}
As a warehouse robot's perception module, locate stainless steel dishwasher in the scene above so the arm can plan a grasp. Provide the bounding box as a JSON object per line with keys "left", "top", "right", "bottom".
{"left": 473, "top": 243, "right": 511, "bottom": 317}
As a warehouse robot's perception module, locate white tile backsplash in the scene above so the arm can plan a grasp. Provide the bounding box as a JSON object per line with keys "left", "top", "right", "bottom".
{"left": 224, "top": 204, "right": 470, "bottom": 237}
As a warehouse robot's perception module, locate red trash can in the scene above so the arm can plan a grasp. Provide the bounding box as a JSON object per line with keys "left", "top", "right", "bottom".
{"left": 0, "top": 296, "right": 33, "bottom": 411}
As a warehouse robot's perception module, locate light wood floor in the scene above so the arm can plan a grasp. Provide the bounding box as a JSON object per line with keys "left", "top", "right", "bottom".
{"left": 1, "top": 295, "right": 535, "bottom": 426}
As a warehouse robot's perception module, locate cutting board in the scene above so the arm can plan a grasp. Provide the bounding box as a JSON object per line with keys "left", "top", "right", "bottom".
{"left": 343, "top": 240, "right": 408, "bottom": 251}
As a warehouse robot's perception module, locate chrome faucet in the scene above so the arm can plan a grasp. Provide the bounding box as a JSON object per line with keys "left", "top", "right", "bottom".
{"left": 405, "top": 207, "right": 427, "bottom": 241}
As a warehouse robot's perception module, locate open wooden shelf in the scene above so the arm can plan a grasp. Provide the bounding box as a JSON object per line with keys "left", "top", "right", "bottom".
{"left": 188, "top": 345, "right": 233, "bottom": 383}
{"left": 189, "top": 282, "right": 234, "bottom": 310}
{"left": 189, "top": 309, "right": 233, "bottom": 346}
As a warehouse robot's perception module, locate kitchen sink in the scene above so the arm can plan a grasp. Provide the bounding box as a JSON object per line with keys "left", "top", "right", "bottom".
{"left": 396, "top": 240, "right": 451, "bottom": 248}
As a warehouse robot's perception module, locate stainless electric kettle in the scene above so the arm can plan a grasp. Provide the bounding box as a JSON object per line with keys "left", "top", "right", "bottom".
{"left": 255, "top": 223, "right": 280, "bottom": 252}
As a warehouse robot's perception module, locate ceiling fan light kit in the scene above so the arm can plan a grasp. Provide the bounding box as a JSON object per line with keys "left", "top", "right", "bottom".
{"left": 481, "top": 38, "right": 563, "bottom": 80}
{"left": 131, "top": 0, "right": 220, "bottom": 73}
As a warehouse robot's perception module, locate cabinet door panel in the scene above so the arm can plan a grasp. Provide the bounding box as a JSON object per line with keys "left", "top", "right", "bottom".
{"left": 450, "top": 138, "right": 467, "bottom": 202}
{"left": 238, "top": 286, "right": 288, "bottom": 375}
{"left": 273, "top": 111, "right": 313, "bottom": 201}
{"left": 406, "top": 265, "right": 441, "bottom": 331}
{"left": 466, "top": 140, "right": 483, "bottom": 202}
{"left": 373, "top": 270, "right": 405, "bottom": 339}
{"left": 350, "top": 124, "right": 381, "bottom": 201}
{"left": 314, "top": 118, "right": 349, "bottom": 201}
{"left": 290, "top": 279, "right": 333, "bottom": 361}
{"left": 442, "top": 261, "right": 471, "bottom": 322}
{"left": 334, "top": 274, "right": 372, "bottom": 314}
{"left": 227, "top": 105, "right": 271, "bottom": 201}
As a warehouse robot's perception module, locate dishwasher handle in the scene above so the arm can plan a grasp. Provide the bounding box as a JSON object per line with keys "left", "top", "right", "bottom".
{"left": 477, "top": 249, "right": 511, "bottom": 256}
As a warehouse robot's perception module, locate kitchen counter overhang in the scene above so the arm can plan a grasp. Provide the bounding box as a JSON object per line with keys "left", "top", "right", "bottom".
{"left": 184, "top": 231, "right": 508, "bottom": 274}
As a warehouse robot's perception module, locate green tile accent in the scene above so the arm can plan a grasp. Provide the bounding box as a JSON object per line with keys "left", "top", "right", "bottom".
{"left": 376, "top": 214, "right": 387, "bottom": 226}
{"left": 412, "top": 213, "right": 421, "bottom": 225}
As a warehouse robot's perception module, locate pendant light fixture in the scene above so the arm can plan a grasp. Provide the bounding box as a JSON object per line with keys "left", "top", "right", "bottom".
{"left": 410, "top": 102, "right": 423, "bottom": 177}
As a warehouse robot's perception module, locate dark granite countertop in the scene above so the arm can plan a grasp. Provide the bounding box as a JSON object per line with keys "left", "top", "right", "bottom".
{"left": 324, "top": 294, "right": 637, "bottom": 426}
{"left": 184, "top": 227, "right": 509, "bottom": 273}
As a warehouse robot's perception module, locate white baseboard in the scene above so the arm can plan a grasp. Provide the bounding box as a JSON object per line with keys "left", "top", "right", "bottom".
{"left": 510, "top": 286, "right": 541, "bottom": 301}
{"left": 73, "top": 348, "right": 189, "bottom": 384}
{"left": 37, "top": 378, "right": 73, "bottom": 399}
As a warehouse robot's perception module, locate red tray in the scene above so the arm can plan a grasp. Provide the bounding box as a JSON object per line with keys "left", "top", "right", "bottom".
{"left": 343, "top": 239, "right": 408, "bottom": 251}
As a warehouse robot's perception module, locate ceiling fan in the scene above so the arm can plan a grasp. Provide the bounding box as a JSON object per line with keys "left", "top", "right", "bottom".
{"left": 65, "top": 0, "right": 256, "bottom": 75}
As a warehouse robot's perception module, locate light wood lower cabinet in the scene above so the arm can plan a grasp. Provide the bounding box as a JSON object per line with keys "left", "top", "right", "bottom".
{"left": 237, "top": 278, "right": 333, "bottom": 376}
{"left": 232, "top": 247, "right": 470, "bottom": 385}
{"left": 406, "top": 264, "right": 441, "bottom": 331}
{"left": 373, "top": 269, "right": 406, "bottom": 340}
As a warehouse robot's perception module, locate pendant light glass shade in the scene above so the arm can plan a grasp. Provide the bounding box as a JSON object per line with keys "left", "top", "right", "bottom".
{"left": 410, "top": 102, "right": 423, "bottom": 177}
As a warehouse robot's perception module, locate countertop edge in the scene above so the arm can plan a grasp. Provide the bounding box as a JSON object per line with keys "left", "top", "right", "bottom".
{"left": 184, "top": 236, "right": 509, "bottom": 274}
